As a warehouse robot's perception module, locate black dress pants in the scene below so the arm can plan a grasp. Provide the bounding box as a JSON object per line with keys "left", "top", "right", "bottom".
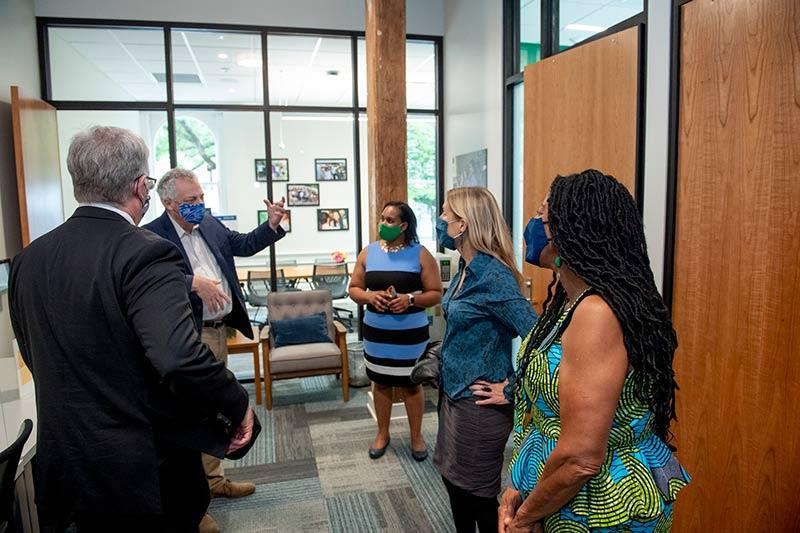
{"left": 442, "top": 476, "right": 500, "bottom": 533}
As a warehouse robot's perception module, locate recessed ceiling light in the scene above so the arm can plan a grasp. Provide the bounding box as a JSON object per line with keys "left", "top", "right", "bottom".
{"left": 565, "top": 23, "right": 608, "bottom": 32}
{"left": 228, "top": 87, "right": 237, "bottom": 93}
{"left": 218, "top": 35, "right": 224, "bottom": 40}
{"left": 237, "top": 54, "right": 261, "bottom": 68}
{"left": 217, "top": 53, "right": 228, "bottom": 59}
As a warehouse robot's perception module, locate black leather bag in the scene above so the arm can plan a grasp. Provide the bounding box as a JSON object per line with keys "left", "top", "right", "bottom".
{"left": 410, "top": 341, "right": 442, "bottom": 387}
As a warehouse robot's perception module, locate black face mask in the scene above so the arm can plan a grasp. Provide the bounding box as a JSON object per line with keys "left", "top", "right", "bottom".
{"left": 133, "top": 177, "right": 151, "bottom": 223}
{"left": 139, "top": 193, "right": 151, "bottom": 219}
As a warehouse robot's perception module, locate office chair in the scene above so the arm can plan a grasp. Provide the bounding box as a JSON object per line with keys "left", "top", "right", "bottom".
{"left": 0, "top": 419, "right": 33, "bottom": 533}
{"left": 311, "top": 263, "right": 354, "bottom": 332}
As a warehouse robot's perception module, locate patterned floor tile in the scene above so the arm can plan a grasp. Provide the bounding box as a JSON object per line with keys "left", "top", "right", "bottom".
{"left": 325, "top": 492, "right": 381, "bottom": 532}
{"left": 209, "top": 377, "right": 468, "bottom": 532}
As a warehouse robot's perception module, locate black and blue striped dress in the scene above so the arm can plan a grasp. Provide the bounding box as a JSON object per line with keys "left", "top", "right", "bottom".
{"left": 362, "top": 241, "right": 429, "bottom": 387}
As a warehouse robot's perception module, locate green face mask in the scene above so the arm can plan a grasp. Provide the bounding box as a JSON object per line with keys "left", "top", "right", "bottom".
{"left": 379, "top": 223, "right": 403, "bottom": 242}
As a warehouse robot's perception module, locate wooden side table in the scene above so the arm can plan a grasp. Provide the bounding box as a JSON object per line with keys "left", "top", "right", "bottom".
{"left": 226, "top": 326, "right": 262, "bottom": 405}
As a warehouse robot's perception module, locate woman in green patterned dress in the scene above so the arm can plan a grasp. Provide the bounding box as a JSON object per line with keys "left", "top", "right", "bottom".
{"left": 500, "top": 170, "right": 690, "bottom": 533}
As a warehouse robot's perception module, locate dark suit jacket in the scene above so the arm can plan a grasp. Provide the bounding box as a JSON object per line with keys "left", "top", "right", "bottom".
{"left": 143, "top": 211, "right": 284, "bottom": 339}
{"left": 8, "top": 207, "right": 250, "bottom": 522}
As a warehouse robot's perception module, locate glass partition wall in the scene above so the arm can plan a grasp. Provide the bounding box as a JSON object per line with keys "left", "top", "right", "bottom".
{"left": 42, "top": 19, "right": 442, "bottom": 338}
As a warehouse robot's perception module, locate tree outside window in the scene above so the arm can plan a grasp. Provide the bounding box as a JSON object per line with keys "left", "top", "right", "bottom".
{"left": 407, "top": 118, "right": 437, "bottom": 249}
{"left": 154, "top": 116, "right": 220, "bottom": 213}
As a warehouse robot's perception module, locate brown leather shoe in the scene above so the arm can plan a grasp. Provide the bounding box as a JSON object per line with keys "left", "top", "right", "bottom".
{"left": 211, "top": 478, "right": 256, "bottom": 499}
{"left": 199, "top": 513, "right": 220, "bottom": 533}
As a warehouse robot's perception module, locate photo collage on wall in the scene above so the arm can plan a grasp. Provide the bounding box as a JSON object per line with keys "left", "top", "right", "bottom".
{"left": 254, "top": 158, "right": 349, "bottom": 233}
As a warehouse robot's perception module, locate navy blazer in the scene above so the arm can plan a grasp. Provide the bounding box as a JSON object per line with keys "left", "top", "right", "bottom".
{"left": 143, "top": 211, "right": 285, "bottom": 339}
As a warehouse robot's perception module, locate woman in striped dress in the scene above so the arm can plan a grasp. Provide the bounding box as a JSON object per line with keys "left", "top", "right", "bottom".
{"left": 349, "top": 201, "right": 443, "bottom": 461}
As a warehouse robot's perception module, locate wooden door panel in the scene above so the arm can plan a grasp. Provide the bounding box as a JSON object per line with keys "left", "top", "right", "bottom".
{"left": 522, "top": 27, "right": 639, "bottom": 311}
{"left": 672, "top": 0, "right": 800, "bottom": 530}
{"left": 11, "top": 86, "right": 63, "bottom": 246}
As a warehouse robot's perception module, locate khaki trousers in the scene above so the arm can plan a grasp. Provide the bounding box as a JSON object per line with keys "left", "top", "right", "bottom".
{"left": 200, "top": 324, "right": 229, "bottom": 492}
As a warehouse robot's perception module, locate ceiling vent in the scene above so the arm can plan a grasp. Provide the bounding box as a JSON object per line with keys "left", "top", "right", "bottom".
{"left": 153, "top": 73, "right": 202, "bottom": 83}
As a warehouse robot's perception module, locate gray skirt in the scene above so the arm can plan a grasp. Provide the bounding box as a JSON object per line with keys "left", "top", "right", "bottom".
{"left": 433, "top": 394, "right": 513, "bottom": 499}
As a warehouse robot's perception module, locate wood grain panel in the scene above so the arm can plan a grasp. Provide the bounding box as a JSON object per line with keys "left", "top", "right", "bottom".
{"left": 522, "top": 27, "right": 639, "bottom": 311}
{"left": 672, "top": 0, "right": 800, "bottom": 530}
{"left": 365, "top": 0, "right": 407, "bottom": 242}
{"left": 10, "top": 86, "right": 63, "bottom": 247}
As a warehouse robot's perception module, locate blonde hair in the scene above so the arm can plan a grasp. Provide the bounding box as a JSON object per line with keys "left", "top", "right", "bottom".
{"left": 447, "top": 187, "right": 525, "bottom": 289}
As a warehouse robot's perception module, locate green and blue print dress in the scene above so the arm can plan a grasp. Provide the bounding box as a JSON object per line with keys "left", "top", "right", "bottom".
{"left": 508, "top": 301, "right": 690, "bottom": 532}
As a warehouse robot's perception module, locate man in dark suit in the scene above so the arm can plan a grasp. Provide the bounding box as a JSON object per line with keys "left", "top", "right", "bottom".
{"left": 9, "top": 126, "right": 255, "bottom": 533}
{"left": 142, "top": 168, "right": 285, "bottom": 529}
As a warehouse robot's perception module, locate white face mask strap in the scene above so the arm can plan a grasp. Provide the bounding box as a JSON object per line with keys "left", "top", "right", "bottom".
{"left": 453, "top": 220, "right": 466, "bottom": 240}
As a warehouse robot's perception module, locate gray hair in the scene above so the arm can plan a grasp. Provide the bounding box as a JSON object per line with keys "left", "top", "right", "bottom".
{"left": 157, "top": 168, "right": 199, "bottom": 201}
{"left": 67, "top": 126, "right": 149, "bottom": 205}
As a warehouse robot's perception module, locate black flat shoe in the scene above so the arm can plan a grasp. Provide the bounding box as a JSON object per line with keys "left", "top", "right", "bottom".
{"left": 368, "top": 436, "right": 391, "bottom": 459}
{"left": 411, "top": 447, "right": 428, "bottom": 462}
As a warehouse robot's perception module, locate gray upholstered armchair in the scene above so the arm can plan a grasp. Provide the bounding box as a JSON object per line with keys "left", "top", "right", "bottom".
{"left": 259, "top": 289, "right": 350, "bottom": 409}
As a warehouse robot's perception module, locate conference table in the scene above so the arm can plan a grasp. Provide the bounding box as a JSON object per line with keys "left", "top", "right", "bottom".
{"left": 236, "top": 262, "right": 355, "bottom": 285}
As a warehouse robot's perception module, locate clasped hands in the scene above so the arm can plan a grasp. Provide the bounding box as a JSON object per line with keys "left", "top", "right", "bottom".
{"left": 367, "top": 286, "right": 412, "bottom": 313}
{"left": 499, "top": 488, "right": 543, "bottom": 533}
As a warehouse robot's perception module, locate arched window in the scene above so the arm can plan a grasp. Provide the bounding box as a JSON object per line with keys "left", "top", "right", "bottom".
{"left": 153, "top": 116, "right": 220, "bottom": 214}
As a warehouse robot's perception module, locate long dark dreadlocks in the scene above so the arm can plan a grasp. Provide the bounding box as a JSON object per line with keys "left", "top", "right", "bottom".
{"left": 516, "top": 169, "right": 679, "bottom": 445}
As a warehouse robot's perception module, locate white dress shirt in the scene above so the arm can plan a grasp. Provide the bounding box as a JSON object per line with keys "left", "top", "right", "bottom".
{"left": 168, "top": 215, "right": 233, "bottom": 321}
{"left": 79, "top": 202, "right": 134, "bottom": 225}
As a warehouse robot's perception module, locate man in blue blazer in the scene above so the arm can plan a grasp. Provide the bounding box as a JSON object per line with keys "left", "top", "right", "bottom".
{"left": 144, "top": 168, "right": 285, "bottom": 533}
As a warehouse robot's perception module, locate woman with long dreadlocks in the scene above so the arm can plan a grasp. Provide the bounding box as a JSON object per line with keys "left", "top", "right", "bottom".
{"left": 499, "top": 170, "right": 690, "bottom": 533}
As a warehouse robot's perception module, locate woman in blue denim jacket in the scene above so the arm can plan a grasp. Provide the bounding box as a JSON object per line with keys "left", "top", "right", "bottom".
{"left": 433, "top": 187, "right": 538, "bottom": 533}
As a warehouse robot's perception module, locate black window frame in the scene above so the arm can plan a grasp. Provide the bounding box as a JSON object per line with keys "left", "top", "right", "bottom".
{"left": 502, "top": 0, "right": 649, "bottom": 228}
{"left": 37, "top": 17, "right": 444, "bottom": 294}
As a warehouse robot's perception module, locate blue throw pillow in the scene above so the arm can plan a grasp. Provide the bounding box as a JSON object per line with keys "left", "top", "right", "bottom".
{"left": 271, "top": 312, "right": 331, "bottom": 347}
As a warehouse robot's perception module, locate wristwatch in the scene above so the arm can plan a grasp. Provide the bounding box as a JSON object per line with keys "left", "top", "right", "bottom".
{"left": 407, "top": 293, "right": 416, "bottom": 306}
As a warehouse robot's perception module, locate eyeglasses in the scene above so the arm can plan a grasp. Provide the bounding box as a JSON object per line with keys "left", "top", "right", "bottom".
{"left": 134, "top": 175, "right": 156, "bottom": 190}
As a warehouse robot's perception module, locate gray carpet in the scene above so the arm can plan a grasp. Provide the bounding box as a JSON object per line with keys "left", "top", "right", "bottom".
{"left": 208, "top": 377, "right": 460, "bottom": 533}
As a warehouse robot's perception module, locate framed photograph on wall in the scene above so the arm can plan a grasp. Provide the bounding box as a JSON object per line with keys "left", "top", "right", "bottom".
{"left": 454, "top": 149, "right": 488, "bottom": 188}
{"left": 317, "top": 208, "right": 349, "bottom": 231}
{"left": 271, "top": 158, "right": 289, "bottom": 181}
{"left": 258, "top": 209, "right": 292, "bottom": 232}
{"left": 315, "top": 158, "right": 348, "bottom": 181}
{"left": 287, "top": 184, "right": 320, "bottom": 206}
{"left": 254, "top": 158, "right": 268, "bottom": 182}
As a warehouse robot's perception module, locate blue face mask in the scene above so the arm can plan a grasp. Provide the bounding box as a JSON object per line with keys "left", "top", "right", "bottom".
{"left": 523, "top": 217, "right": 550, "bottom": 266}
{"left": 179, "top": 202, "right": 205, "bottom": 225}
{"left": 436, "top": 217, "right": 461, "bottom": 250}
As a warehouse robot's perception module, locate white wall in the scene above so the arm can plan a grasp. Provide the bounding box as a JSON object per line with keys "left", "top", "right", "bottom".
{"left": 265, "top": 113, "right": 358, "bottom": 260}
{"left": 35, "top": 0, "right": 444, "bottom": 36}
{"left": 0, "top": 0, "right": 39, "bottom": 363}
{"left": 442, "top": 0, "right": 504, "bottom": 203}
{"left": 642, "top": 2, "right": 671, "bottom": 292}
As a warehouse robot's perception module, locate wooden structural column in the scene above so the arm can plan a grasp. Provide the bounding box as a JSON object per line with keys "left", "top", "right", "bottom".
{"left": 365, "top": 0, "right": 407, "bottom": 241}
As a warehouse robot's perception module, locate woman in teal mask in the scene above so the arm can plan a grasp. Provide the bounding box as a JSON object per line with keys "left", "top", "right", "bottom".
{"left": 349, "top": 201, "right": 443, "bottom": 460}
{"left": 434, "top": 187, "right": 537, "bottom": 533}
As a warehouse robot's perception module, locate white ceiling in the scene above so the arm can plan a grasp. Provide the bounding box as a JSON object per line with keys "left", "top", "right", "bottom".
{"left": 48, "top": 26, "right": 437, "bottom": 108}
{"left": 520, "top": 0, "right": 643, "bottom": 48}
